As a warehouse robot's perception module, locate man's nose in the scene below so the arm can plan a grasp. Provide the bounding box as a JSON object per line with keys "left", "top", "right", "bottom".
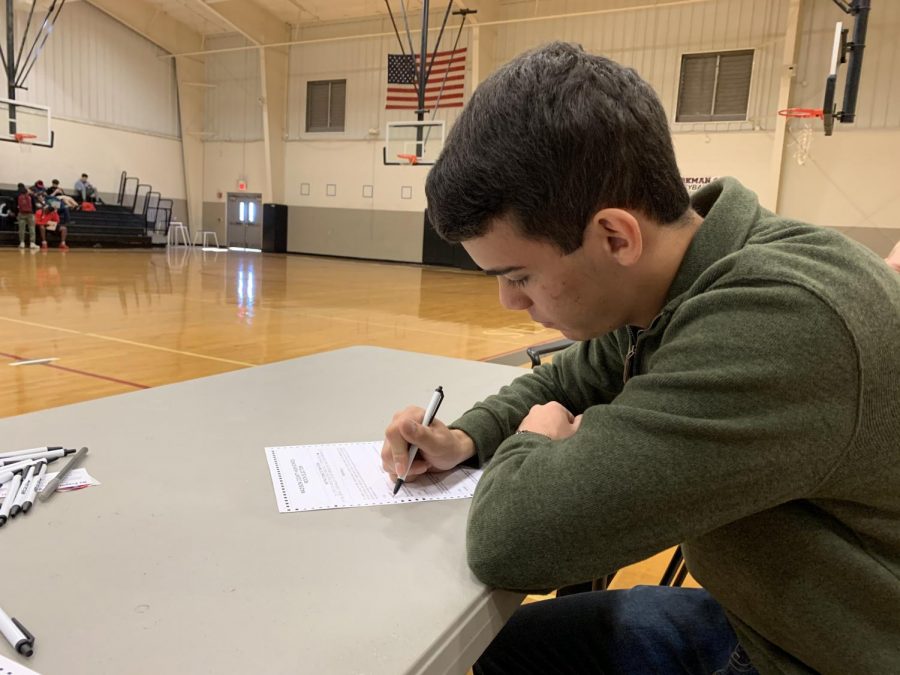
{"left": 498, "top": 282, "right": 532, "bottom": 311}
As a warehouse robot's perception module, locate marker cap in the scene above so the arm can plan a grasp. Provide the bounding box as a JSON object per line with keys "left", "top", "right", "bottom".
{"left": 12, "top": 617, "right": 34, "bottom": 657}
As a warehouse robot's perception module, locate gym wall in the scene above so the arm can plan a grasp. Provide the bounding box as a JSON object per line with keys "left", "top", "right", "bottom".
{"left": 0, "top": 2, "right": 188, "bottom": 221}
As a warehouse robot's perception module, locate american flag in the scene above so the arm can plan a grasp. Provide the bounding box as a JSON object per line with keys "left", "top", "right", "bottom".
{"left": 385, "top": 47, "right": 467, "bottom": 110}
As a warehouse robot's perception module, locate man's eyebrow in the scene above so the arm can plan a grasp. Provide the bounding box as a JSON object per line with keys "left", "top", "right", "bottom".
{"left": 483, "top": 266, "right": 525, "bottom": 276}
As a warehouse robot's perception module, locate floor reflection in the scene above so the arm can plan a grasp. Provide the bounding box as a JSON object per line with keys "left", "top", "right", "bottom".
{"left": 0, "top": 248, "right": 559, "bottom": 416}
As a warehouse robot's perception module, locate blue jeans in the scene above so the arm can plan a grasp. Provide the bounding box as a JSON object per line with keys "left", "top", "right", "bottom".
{"left": 474, "top": 586, "right": 759, "bottom": 674}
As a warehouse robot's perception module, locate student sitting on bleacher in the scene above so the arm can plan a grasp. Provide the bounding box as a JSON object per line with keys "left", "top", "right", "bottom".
{"left": 49, "top": 179, "right": 78, "bottom": 207}
{"left": 35, "top": 205, "right": 68, "bottom": 250}
{"left": 31, "top": 180, "right": 48, "bottom": 209}
{"left": 74, "top": 173, "right": 101, "bottom": 204}
{"left": 46, "top": 178, "right": 75, "bottom": 224}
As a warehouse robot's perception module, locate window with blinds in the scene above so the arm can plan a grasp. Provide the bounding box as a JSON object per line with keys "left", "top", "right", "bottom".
{"left": 676, "top": 50, "right": 753, "bottom": 123}
{"left": 306, "top": 79, "right": 346, "bottom": 132}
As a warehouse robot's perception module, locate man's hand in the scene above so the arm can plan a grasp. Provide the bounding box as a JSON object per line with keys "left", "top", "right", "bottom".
{"left": 517, "top": 402, "right": 582, "bottom": 440}
{"left": 886, "top": 240, "right": 900, "bottom": 273}
{"left": 381, "top": 406, "right": 476, "bottom": 482}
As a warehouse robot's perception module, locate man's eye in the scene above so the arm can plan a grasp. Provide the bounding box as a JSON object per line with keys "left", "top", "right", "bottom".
{"left": 504, "top": 277, "right": 529, "bottom": 288}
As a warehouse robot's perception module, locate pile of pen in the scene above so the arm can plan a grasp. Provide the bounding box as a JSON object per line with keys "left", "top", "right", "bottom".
{"left": 0, "top": 446, "right": 89, "bottom": 663}
{"left": 0, "top": 445, "right": 89, "bottom": 528}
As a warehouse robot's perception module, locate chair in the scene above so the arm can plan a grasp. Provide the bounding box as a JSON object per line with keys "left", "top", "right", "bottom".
{"left": 526, "top": 338, "right": 688, "bottom": 594}
{"left": 193, "top": 229, "right": 221, "bottom": 248}
{"left": 526, "top": 338, "right": 576, "bottom": 368}
{"left": 167, "top": 221, "right": 190, "bottom": 247}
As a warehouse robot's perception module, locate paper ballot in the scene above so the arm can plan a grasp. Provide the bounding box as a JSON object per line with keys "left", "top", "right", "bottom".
{"left": 0, "top": 653, "right": 42, "bottom": 674}
{"left": 265, "top": 441, "right": 482, "bottom": 513}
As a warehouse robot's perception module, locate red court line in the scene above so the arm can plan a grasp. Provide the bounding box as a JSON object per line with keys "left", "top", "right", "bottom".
{"left": 0, "top": 351, "right": 150, "bottom": 390}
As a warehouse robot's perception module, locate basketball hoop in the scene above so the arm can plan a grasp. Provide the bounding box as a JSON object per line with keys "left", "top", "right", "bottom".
{"left": 397, "top": 153, "right": 418, "bottom": 165}
{"left": 15, "top": 132, "right": 36, "bottom": 154}
{"left": 778, "top": 108, "right": 824, "bottom": 166}
{"left": 778, "top": 108, "right": 824, "bottom": 119}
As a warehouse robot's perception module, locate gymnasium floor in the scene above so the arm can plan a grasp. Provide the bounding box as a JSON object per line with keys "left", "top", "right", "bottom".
{"left": 0, "top": 246, "right": 688, "bottom": 591}
{"left": 0, "top": 248, "right": 554, "bottom": 412}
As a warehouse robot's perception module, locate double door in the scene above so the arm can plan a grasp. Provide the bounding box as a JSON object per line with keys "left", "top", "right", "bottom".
{"left": 226, "top": 192, "right": 263, "bottom": 249}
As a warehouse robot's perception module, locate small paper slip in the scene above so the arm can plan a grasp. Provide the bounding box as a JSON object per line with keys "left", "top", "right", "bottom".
{"left": 0, "top": 653, "right": 42, "bottom": 674}
{"left": 0, "top": 468, "right": 99, "bottom": 500}
{"left": 266, "top": 441, "right": 482, "bottom": 513}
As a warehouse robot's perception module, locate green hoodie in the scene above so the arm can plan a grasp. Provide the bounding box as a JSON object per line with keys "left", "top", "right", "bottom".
{"left": 452, "top": 178, "right": 900, "bottom": 673}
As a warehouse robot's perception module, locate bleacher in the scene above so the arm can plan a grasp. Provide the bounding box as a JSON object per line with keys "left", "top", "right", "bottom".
{"left": 0, "top": 171, "right": 173, "bottom": 249}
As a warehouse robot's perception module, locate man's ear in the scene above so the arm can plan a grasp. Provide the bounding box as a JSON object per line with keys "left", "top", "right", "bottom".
{"left": 583, "top": 208, "right": 643, "bottom": 266}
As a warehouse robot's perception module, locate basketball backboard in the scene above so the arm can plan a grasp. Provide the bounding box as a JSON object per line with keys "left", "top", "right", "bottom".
{"left": 383, "top": 120, "right": 445, "bottom": 166}
{"left": 822, "top": 21, "right": 846, "bottom": 136}
{"left": 0, "top": 97, "right": 54, "bottom": 147}
{"left": 820, "top": 0, "right": 871, "bottom": 137}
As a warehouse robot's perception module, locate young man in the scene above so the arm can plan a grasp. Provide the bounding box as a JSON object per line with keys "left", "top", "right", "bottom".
{"left": 35, "top": 205, "right": 68, "bottom": 250}
{"left": 48, "top": 178, "right": 77, "bottom": 223}
{"left": 381, "top": 43, "right": 900, "bottom": 673}
{"left": 74, "top": 173, "right": 98, "bottom": 203}
{"left": 31, "top": 180, "right": 48, "bottom": 209}
{"left": 15, "top": 183, "right": 38, "bottom": 250}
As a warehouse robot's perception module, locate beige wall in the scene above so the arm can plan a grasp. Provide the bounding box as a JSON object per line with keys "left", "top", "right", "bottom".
{"left": 270, "top": 122, "right": 899, "bottom": 267}
{"left": 284, "top": 141, "right": 426, "bottom": 212}
{"left": 2, "top": 117, "right": 185, "bottom": 200}
{"left": 202, "top": 141, "right": 268, "bottom": 201}
{"left": 779, "top": 130, "right": 900, "bottom": 231}
{"left": 194, "top": 0, "right": 900, "bottom": 263}
{"left": 24, "top": 1, "right": 180, "bottom": 138}
{"left": 279, "top": 140, "right": 428, "bottom": 260}
{"left": 779, "top": 129, "right": 900, "bottom": 256}
{"left": 674, "top": 132, "right": 777, "bottom": 209}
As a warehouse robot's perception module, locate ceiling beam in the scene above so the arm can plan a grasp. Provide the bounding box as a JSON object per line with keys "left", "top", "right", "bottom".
{"left": 84, "top": 0, "right": 203, "bottom": 54}
{"left": 189, "top": 0, "right": 290, "bottom": 45}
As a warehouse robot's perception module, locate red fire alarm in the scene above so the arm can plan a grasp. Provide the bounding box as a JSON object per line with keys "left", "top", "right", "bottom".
{"left": 237, "top": 180, "right": 247, "bottom": 191}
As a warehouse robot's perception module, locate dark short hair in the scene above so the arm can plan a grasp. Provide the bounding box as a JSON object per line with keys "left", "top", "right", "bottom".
{"left": 425, "top": 42, "right": 689, "bottom": 253}
{"left": 81, "top": 173, "right": 88, "bottom": 178}
{"left": 52, "top": 179, "right": 59, "bottom": 185}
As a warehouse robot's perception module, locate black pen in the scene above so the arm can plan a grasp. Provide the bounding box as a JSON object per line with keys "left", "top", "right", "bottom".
{"left": 22, "top": 459, "right": 48, "bottom": 513}
{"left": 0, "top": 447, "right": 73, "bottom": 466}
{"left": 0, "top": 474, "right": 22, "bottom": 526}
{"left": 393, "top": 386, "right": 444, "bottom": 495}
{"left": 10, "top": 464, "right": 37, "bottom": 518}
{"left": 0, "top": 446, "right": 62, "bottom": 462}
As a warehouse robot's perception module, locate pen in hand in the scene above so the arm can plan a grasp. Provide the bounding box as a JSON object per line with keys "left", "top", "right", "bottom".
{"left": 393, "top": 386, "right": 444, "bottom": 496}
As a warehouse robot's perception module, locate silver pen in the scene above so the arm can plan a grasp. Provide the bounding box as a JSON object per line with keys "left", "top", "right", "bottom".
{"left": 38, "top": 446, "right": 88, "bottom": 502}
{"left": 392, "top": 387, "right": 444, "bottom": 495}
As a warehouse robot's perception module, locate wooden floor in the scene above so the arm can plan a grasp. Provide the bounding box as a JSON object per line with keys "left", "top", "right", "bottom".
{"left": 0, "top": 246, "right": 691, "bottom": 592}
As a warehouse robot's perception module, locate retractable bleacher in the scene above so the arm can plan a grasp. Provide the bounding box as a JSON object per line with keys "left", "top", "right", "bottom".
{"left": 0, "top": 168, "right": 179, "bottom": 248}
{"left": 0, "top": 189, "right": 151, "bottom": 248}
